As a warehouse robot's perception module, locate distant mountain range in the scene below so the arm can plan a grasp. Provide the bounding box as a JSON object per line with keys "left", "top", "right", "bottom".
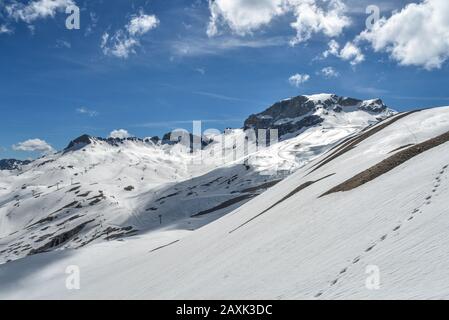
{"left": 0, "top": 94, "right": 395, "bottom": 265}
{"left": 5, "top": 94, "right": 449, "bottom": 299}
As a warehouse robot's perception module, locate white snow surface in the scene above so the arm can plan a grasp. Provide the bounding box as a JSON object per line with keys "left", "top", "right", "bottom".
{"left": 0, "top": 103, "right": 388, "bottom": 265}
{"left": 0, "top": 106, "right": 449, "bottom": 299}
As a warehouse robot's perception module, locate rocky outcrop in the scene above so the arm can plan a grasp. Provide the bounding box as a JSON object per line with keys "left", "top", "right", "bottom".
{"left": 0, "top": 159, "right": 32, "bottom": 171}
{"left": 65, "top": 134, "right": 93, "bottom": 151}
{"left": 244, "top": 94, "right": 391, "bottom": 138}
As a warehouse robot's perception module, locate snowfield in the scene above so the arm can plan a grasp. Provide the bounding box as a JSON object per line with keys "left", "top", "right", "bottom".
{"left": 1, "top": 104, "right": 449, "bottom": 299}
{"left": 0, "top": 94, "right": 449, "bottom": 299}
{"left": 0, "top": 94, "right": 391, "bottom": 265}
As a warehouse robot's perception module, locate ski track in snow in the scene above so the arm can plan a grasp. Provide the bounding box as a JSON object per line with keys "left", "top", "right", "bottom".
{"left": 314, "top": 163, "right": 449, "bottom": 298}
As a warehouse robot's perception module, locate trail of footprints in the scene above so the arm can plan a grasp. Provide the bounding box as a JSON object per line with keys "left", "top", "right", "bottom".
{"left": 314, "top": 164, "right": 449, "bottom": 298}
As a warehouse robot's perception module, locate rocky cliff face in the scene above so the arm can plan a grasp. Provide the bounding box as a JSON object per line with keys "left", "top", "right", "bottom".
{"left": 0, "top": 159, "right": 31, "bottom": 171}
{"left": 244, "top": 94, "right": 392, "bottom": 137}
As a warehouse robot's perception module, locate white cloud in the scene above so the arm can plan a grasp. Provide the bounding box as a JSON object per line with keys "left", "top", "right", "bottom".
{"left": 101, "top": 12, "right": 159, "bottom": 59}
{"left": 195, "top": 67, "right": 206, "bottom": 75}
{"left": 207, "top": 0, "right": 285, "bottom": 37}
{"left": 12, "top": 139, "right": 54, "bottom": 154}
{"left": 76, "top": 107, "right": 98, "bottom": 117}
{"left": 339, "top": 42, "right": 365, "bottom": 65}
{"left": 109, "top": 129, "right": 132, "bottom": 139}
{"left": 322, "top": 39, "right": 340, "bottom": 58}
{"left": 289, "top": 73, "right": 310, "bottom": 87}
{"left": 358, "top": 0, "right": 449, "bottom": 70}
{"left": 6, "top": 0, "right": 75, "bottom": 23}
{"left": 323, "top": 40, "right": 364, "bottom": 65}
{"left": 55, "top": 39, "right": 71, "bottom": 48}
{"left": 0, "top": 24, "right": 13, "bottom": 34}
{"left": 207, "top": 0, "right": 350, "bottom": 45}
{"left": 126, "top": 13, "right": 159, "bottom": 36}
{"left": 101, "top": 31, "right": 139, "bottom": 59}
{"left": 320, "top": 66, "right": 339, "bottom": 78}
{"left": 27, "top": 24, "right": 36, "bottom": 35}
{"left": 288, "top": 0, "right": 351, "bottom": 45}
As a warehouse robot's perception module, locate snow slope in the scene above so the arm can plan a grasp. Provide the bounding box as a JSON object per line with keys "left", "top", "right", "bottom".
{"left": 1, "top": 106, "right": 449, "bottom": 299}
{"left": 0, "top": 95, "right": 390, "bottom": 264}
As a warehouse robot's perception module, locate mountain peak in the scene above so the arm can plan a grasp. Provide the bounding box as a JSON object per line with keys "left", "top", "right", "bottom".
{"left": 65, "top": 134, "right": 94, "bottom": 151}
{"left": 244, "top": 94, "right": 393, "bottom": 137}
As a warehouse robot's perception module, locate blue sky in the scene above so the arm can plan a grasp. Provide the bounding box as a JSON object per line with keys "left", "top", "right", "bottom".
{"left": 1, "top": 0, "right": 449, "bottom": 159}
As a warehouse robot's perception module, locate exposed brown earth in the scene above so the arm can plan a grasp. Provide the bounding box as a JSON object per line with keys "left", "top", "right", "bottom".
{"left": 321, "top": 129, "right": 449, "bottom": 197}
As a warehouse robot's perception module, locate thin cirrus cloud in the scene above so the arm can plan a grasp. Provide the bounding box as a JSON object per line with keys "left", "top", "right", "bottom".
{"left": 320, "top": 66, "right": 339, "bottom": 78}
{"left": 206, "top": 0, "right": 351, "bottom": 45}
{"left": 171, "top": 35, "right": 289, "bottom": 57}
{"left": 135, "top": 119, "right": 243, "bottom": 129}
{"left": 101, "top": 11, "right": 159, "bottom": 59}
{"left": 192, "top": 90, "right": 261, "bottom": 103}
{"left": 55, "top": 39, "right": 71, "bottom": 48}
{"left": 12, "top": 138, "right": 55, "bottom": 154}
{"left": 288, "top": 73, "right": 310, "bottom": 88}
{"left": 195, "top": 67, "right": 206, "bottom": 75}
{"left": 0, "top": 24, "right": 13, "bottom": 34}
{"left": 5, "top": 0, "right": 76, "bottom": 23}
{"left": 76, "top": 107, "right": 98, "bottom": 117}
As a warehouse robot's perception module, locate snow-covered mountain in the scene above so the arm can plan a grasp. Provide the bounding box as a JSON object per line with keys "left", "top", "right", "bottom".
{"left": 244, "top": 94, "right": 391, "bottom": 137}
{"left": 0, "top": 94, "right": 394, "bottom": 267}
{"left": 2, "top": 103, "right": 449, "bottom": 300}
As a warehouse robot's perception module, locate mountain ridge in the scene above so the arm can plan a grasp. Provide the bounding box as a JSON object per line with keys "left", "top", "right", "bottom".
{"left": 1, "top": 94, "right": 394, "bottom": 167}
{"left": 0, "top": 93, "right": 395, "bottom": 264}
{"left": 1, "top": 105, "right": 449, "bottom": 299}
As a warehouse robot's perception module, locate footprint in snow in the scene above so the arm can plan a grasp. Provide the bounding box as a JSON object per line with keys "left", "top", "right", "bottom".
{"left": 317, "top": 165, "right": 448, "bottom": 300}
